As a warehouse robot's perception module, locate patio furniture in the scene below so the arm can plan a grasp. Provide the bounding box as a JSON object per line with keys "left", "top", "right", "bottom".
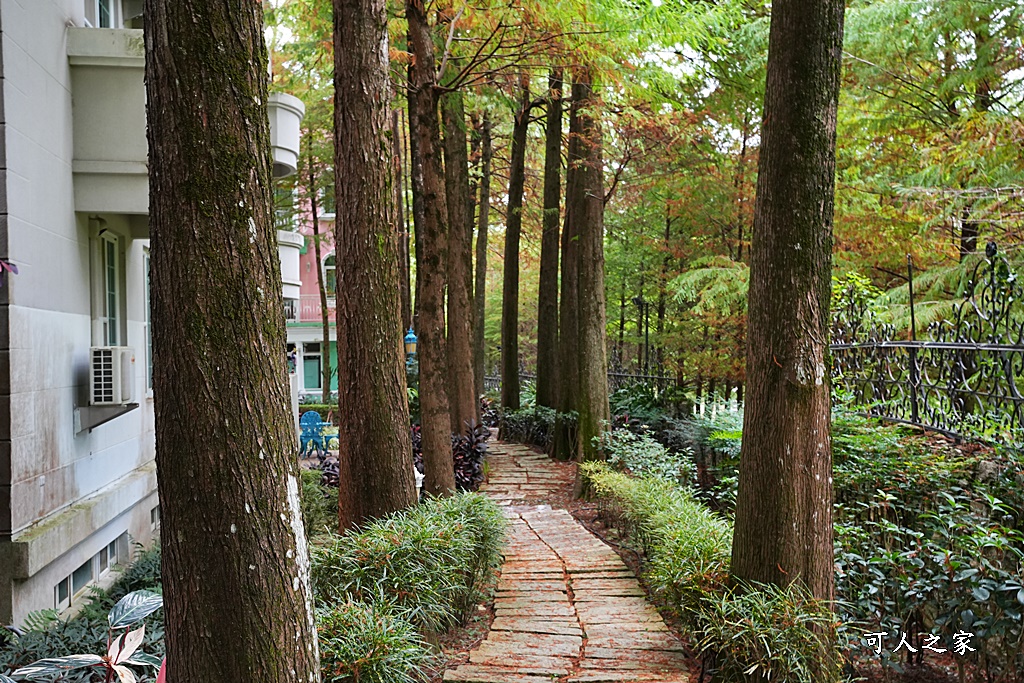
{"left": 299, "top": 410, "right": 329, "bottom": 460}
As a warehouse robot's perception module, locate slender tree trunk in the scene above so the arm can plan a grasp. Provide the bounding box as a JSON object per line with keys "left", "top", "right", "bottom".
{"left": 442, "top": 91, "right": 477, "bottom": 433}
{"left": 407, "top": 70, "right": 424, "bottom": 331}
{"left": 734, "top": 114, "right": 751, "bottom": 264}
{"left": 616, "top": 278, "right": 625, "bottom": 371}
{"left": 473, "top": 116, "right": 492, "bottom": 403}
{"left": 144, "top": 0, "right": 319, "bottom": 679}
{"left": 536, "top": 69, "right": 563, "bottom": 409}
{"left": 333, "top": 0, "right": 418, "bottom": 529}
{"left": 574, "top": 68, "right": 610, "bottom": 470}
{"left": 393, "top": 109, "right": 412, "bottom": 332}
{"left": 730, "top": 0, "right": 844, "bottom": 623}
{"left": 407, "top": 0, "right": 455, "bottom": 495}
{"left": 500, "top": 86, "right": 531, "bottom": 413}
{"left": 553, "top": 77, "right": 585, "bottom": 461}
{"left": 656, "top": 212, "right": 671, "bottom": 375}
{"left": 306, "top": 160, "right": 333, "bottom": 405}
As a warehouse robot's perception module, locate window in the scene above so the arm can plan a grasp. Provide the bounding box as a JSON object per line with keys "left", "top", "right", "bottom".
{"left": 100, "top": 232, "right": 122, "bottom": 346}
{"left": 151, "top": 506, "right": 160, "bottom": 531}
{"left": 144, "top": 251, "right": 152, "bottom": 389}
{"left": 323, "top": 255, "right": 336, "bottom": 298}
{"left": 54, "top": 576, "right": 71, "bottom": 611}
{"left": 72, "top": 559, "right": 94, "bottom": 595}
{"left": 84, "top": 0, "right": 120, "bottom": 28}
{"left": 303, "top": 342, "right": 322, "bottom": 391}
{"left": 53, "top": 532, "right": 126, "bottom": 612}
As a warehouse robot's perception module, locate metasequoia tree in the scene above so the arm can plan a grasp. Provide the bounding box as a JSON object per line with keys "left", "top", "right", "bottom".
{"left": 573, "top": 69, "right": 610, "bottom": 466}
{"left": 730, "top": 0, "right": 845, "bottom": 614}
{"left": 552, "top": 75, "right": 585, "bottom": 461}
{"left": 407, "top": 0, "right": 456, "bottom": 495}
{"left": 442, "top": 90, "right": 478, "bottom": 432}
{"left": 333, "top": 0, "right": 418, "bottom": 529}
{"left": 535, "top": 69, "right": 563, "bottom": 409}
{"left": 144, "top": 0, "right": 319, "bottom": 679}
{"left": 500, "top": 84, "right": 533, "bottom": 413}
{"left": 472, "top": 115, "right": 493, "bottom": 401}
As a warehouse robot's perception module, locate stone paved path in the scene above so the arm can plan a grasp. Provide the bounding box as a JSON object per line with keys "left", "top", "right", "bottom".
{"left": 444, "top": 442, "right": 690, "bottom": 683}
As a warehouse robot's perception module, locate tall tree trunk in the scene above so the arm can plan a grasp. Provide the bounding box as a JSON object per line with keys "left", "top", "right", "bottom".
{"left": 616, "top": 278, "right": 626, "bottom": 371}
{"left": 574, "top": 68, "right": 610, "bottom": 469}
{"left": 333, "top": 0, "right": 418, "bottom": 529}
{"left": 552, "top": 77, "right": 585, "bottom": 462}
{"left": 407, "top": 69, "right": 424, "bottom": 331}
{"left": 536, "top": 69, "right": 563, "bottom": 409}
{"left": 656, "top": 211, "right": 671, "bottom": 375}
{"left": 393, "top": 109, "right": 412, "bottom": 332}
{"left": 734, "top": 114, "right": 751, "bottom": 264}
{"left": 308, "top": 168, "right": 333, "bottom": 404}
{"left": 144, "top": 0, "right": 320, "bottom": 679}
{"left": 442, "top": 91, "right": 477, "bottom": 433}
{"left": 500, "top": 86, "right": 531, "bottom": 413}
{"left": 730, "top": 0, "right": 844, "bottom": 620}
{"left": 473, "top": 116, "right": 492, "bottom": 402}
{"left": 407, "top": 0, "right": 456, "bottom": 495}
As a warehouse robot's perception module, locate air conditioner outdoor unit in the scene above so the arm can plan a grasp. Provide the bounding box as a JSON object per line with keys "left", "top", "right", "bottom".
{"left": 90, "top": 346, "right": 135, "bottom": 406}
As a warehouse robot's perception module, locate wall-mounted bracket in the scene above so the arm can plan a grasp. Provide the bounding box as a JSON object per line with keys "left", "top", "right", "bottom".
{"left": 74, "top": 404, "right": 139, "bottom": 434}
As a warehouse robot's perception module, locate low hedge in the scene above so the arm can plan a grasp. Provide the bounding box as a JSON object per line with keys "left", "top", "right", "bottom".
{"left": 581, "top": 462, "right": 841, "bottom": 682}
{"left": 299, "top": 404, "right": 337, "bottom": 423}
{"left": 311, "top": 492, "right": 507, "bottom": 683}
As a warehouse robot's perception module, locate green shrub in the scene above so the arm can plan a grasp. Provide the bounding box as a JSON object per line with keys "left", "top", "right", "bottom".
{"left": 301, "top": 467, "right": 339, "bottom": 538}
{"left": 318, "top": 601, "right": 430, "bottom": 683}
{"left": 311, "top": 492, "right": 506, "bottom": 633}
{"left": 581, "top": 462, "right": 841, "bottom": 683}
{"left": 1, "top": 551, "right": 165, "bottom": 682}
{"left": 500, "top": 406, "right": 559, "bottom": 449}
{"left": 596, "top": 427, "right": 694, "bottom": 485}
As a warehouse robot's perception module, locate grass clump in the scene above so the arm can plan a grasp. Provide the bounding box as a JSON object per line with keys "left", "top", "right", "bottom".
{"left": 312, "top": 492, "right": 507, "bottom": 634}
{"left": 581, "top": 462, "right": 841, "bottom": 682}
{"left": 318, "top": 601, "right": 430, "bottom": 683}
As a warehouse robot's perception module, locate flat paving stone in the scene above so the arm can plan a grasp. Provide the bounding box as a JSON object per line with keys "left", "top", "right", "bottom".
{"left": 443, "top": 440, "right": 688, "bottom": 683}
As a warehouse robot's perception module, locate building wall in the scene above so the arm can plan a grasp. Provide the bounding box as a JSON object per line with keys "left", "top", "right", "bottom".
{"left": 0, "top": 0, "right": 157, "bottom": 625}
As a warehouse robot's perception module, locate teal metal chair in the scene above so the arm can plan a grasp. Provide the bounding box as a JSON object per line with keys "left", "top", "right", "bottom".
{"left": 299, "top": 410, "right": 329, "bottom": 459}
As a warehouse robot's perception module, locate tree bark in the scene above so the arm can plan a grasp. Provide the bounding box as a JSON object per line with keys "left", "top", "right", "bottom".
{"left": 144, "top": 0, "right": 320, "bottom": 679}
{"left": 407, "top": 0, "right": 456, "bottom": 495}
{"left": 393, "top": 109, "right": 412, "bottom": 332}
{"left": 500, "top": 86, "right": 531, "bottom": 413}
{"left": 442, "top": 91, "right": 477, "bottom": 433}
{"left": 333, "top": 0, "right": 418, "bottom": 529}
{"left": 730, "top": 0, "right": 844, "bottom": 617}
{"left": 536, "top": 69, "right": 563, "bottom": 409}
{"left": 473, "top": 116, "right": 492, "bottom": 402}
{"left": 573, "top": 69, "right": 610, "bottom": 468}
{"left": 552, "top": 77, "right": 585, "bottom": 462}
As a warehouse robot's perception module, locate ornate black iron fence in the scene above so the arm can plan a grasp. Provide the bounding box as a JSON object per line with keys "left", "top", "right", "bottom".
{"left": 831, "top": 242, "right": 1024, "bottom": 443}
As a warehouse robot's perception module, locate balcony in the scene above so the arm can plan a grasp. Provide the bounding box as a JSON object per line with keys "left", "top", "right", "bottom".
{"left": 67, "top": 28, "right": 305, "bottom": 220}
{"left": 290, "top": 294, "right": 337, "bottom": 324}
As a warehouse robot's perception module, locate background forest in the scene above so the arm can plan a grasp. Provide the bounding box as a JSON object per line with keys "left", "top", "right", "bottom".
{"left": 272, "top": 0, "right": 1022, "bottom": 399}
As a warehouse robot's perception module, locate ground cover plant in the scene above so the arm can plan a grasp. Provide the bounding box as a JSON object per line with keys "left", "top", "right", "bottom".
{"left": 582, "top": 462, "right": 842, "bottom": 681}
{"left": 579, "top": 399, "right": 1024, "bottom": 682}
{"left": 310, "top": 493, "right": 507, "bottom": 682}
{"left": 0, "top": 547, "right": 165, "bottom": 683}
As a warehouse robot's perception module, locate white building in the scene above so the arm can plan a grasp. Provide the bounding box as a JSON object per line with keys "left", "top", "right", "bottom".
{"left": 0, "top": 0, "right": 303, "bottom": 625}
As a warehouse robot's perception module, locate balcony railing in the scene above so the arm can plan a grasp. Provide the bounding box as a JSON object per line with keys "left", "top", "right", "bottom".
{"left": 290, "top": 294, "right": 336, "bottom": 323}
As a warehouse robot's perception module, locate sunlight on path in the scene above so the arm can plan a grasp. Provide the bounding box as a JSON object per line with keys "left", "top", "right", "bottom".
{"left": 444, "top": 442, "right": 690, "bottom": 683}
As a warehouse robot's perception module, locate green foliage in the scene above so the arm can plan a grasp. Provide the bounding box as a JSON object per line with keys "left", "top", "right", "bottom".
{"left": 499, "top": 406, "right": 560, "bottom": 450}
{"left": 317, "top": 601, "right": 430, "bottom": 683}
{"left": 74, "top": 545, "right": 163, "bottom": 624}
{"left": 595, "top": 427, "right": 694, "bottom": 485}
{"left": 311, "top": 493, "right": 507, "bottom": 633}
{"left": 581, "top": 463, "right": 841, "bottom": 682}
{"left": 301, "top": 467, "right": 339, "bottom": 539}
{"left": 2, "top": 590, "right": 163, "bottom": 683}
